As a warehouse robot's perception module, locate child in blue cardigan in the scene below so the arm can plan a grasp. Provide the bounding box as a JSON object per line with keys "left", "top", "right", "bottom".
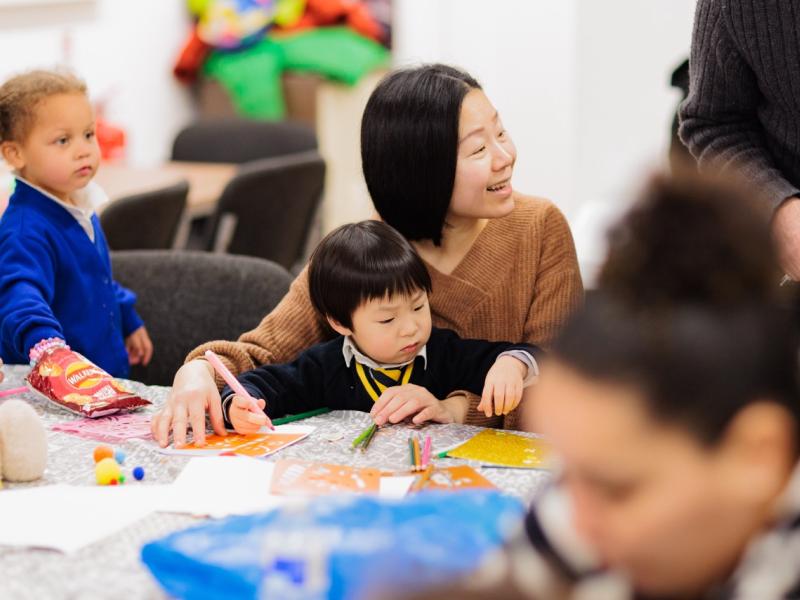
{"left": 0, "top": 69, "right": 151, "bottom": 377}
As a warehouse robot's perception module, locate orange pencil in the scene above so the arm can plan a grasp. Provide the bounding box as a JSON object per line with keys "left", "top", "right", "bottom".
{"left": 411, "top": 465, "right": 433, "bottom": 492}
{"left": 412, "top": 434, "right": 422, "bottom": 471}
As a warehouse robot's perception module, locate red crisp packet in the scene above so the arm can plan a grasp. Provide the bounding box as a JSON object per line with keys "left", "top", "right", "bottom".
{"left": 26, "top": 347, "right": 150, "bottom": 418}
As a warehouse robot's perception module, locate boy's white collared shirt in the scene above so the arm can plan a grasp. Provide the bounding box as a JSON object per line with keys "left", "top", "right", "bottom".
{"left": 341, "top": 335, "right": 538, "bottom": 386}
{"left": 222, "top": 337, "right": 540, "bottom": 421}
{"left": 13, "top": 174, "right": 108, "bottom": 242}
{"left": 341, "top": 335, "right": 428, "bottom": 370}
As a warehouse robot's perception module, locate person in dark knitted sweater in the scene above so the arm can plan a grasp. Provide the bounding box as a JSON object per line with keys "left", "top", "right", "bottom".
{"left": 679, "top": 0, "right": 800, "bottom": 281}
{"left": 220, "top": 221, "right": 540, "bottom": 434}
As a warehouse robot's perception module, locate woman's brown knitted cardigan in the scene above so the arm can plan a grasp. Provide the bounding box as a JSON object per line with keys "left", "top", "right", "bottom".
{"left": 187, "top": 194, "right": 584, "bottom": 429}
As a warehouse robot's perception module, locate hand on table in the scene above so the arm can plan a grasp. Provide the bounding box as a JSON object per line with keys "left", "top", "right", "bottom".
{"left": 477, "top": 355, "right": 527, "bottom": 417}
{"left": 151, "top": 359, "right": 225, "bottom": 448}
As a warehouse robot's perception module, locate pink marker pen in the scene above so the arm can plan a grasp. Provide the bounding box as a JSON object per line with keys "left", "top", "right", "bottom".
{"left": 204, "top": 350, "right": 273, "bottom": 429}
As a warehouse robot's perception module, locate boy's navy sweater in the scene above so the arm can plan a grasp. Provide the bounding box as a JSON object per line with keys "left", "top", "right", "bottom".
{"left": 0, "top": 179, "right": 142, "bottom": 377}
{"left": 223, "top": 327, "right": 540, "bottom": 421}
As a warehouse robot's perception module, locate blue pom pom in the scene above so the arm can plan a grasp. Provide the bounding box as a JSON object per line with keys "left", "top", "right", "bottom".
{"left": 114, "top": 449, "right": 126, "bottom": 465}
{"left": 132, "top": 466, "right": 145, "bottom": 481}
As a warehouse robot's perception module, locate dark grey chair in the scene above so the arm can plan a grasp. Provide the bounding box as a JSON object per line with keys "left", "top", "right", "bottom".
{"left": 171, "top": 117, "right": 317, "bottom": 164}
{"left": 100, "top": 180, "right": 188, "bottom": 250}
{"left": 204, "top": 150, "right": 325, "bottom": 271}
{"left": 111, "top": 250, "right": 292, "bottom": 386}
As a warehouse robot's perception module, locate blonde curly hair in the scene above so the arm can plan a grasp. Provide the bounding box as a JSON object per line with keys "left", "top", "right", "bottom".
{"left": 0, "top": 69, "right": 87, "bottom": 144}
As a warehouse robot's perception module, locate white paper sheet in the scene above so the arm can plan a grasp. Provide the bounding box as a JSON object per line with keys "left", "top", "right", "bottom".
{"left": 378, "top": 475, "right": 415, "bottom": 499}
{"left": 0, "top": 484, "right": 170, "bottom": 553}
{"left": 157, "top": 456, "right": 291, "bottom": 518}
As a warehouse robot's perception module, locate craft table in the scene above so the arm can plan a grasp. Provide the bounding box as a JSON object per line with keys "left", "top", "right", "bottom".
{"left": 0, "top": 364, "right": 552, "bottom": 599}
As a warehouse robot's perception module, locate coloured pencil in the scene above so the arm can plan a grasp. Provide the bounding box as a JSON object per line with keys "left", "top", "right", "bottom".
{"left": 412, "top": 434, "right": 422, "bottom": 470}
{"left": 360, "top": 423, "right": 378, "bottom": 452}
{"left": 410, "top": 465, "right": 433, "bottom": 492}
{"left": 272, "top": 407, "right": 331, "bottom": 426}
{"left": 421, "top": 435, "right": 432, "bottom": 466}
{"left": 408, "top": 436, "right": 415, "bottom": 468}
{"left": 0, "top": 386, "right": 28, "bottom": 399}
{"left": 351, "top": 422, "right": 376, "bottom": 448}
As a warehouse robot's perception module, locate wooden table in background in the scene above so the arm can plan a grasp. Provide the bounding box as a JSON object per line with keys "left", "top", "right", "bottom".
{"left": 94, "top": 161, "right": 237, "bottom": 219}
{"left": 1, "top": 161, "right": 238, "bottom": 248}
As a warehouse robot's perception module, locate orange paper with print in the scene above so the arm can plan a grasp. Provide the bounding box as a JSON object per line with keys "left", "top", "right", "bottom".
{"left": 417, "top": 466, "right": 496, "bottom": 492}
{"left": 270, "top": 459, "right": 382, "bottom": 496}
{"left": 160, "top": 425, "right": 313, "bottom": 457}
{"left": 446, "top": 429, "right": 552, "bottom": 468}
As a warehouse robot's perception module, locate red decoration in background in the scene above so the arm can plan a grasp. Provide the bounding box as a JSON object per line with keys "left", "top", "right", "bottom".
{"left": 174, "top": 29, "right": 213, "bottom": 83}
{"left": 284, "top": 0, "right": 385, "bottom": 42}
{"left": 96, "top": 117, "right": 126, "bottom": 162}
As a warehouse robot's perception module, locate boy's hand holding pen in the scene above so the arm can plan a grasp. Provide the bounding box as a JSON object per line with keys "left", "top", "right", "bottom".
{"left": 204, "top": 350, "right": 273, "bottom": 435}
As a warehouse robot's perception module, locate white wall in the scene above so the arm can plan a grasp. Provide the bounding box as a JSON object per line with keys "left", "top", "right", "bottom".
{"left": 0, "top": 0, "right": 195, "bottom": 166}
{"left": 393, "top": 0, "right": 697, "bottom": 284}
{"left": 393, "top": 0, "right": 578, "bottom": 225}
{"left": 2, "top": 0, "right": 699, "bottom": 282}
{"left": 573, "top": 0, "right": 696, "bottom": 282}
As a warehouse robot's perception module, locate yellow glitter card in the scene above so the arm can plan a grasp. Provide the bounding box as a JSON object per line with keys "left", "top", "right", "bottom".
{"left": 446, "top": 429, "right": 552, "bottom": 468}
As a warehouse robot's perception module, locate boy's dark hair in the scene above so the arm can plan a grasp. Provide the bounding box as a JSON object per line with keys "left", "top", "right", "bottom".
{"left": 308, "top": 220, "right": 432, "bottom": 330}
{"left": 361, "top": 64, "right": 481, "bottom": 247}
{"left": 552, "top": 173, "right": 800, "bottom": 449}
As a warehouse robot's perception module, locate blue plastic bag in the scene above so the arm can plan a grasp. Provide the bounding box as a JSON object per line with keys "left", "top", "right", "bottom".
{"left": 141, "top": 491, "right": 524, "bottom": 600}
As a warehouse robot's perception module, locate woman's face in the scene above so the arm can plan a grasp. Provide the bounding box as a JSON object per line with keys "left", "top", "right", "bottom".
{"left": 531, "top": 359, "right": 788, "bottom": 597}
{"left": 449, "top": 89, "right": 517, "bottom": 222}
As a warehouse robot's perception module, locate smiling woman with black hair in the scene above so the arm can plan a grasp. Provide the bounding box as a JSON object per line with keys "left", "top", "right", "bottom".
{"left": 153, "top": 64, "right": 583, "bottom": 448}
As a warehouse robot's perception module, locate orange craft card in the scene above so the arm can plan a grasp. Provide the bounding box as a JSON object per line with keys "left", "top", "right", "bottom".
{"left": 270, "top": 459, "right": 382, "bottom": 496}
{"left": 416, "top": 465, "right": 497, "bottom": 492}
{"left": 159, "top": 425, "right": 313, "bottom": 458}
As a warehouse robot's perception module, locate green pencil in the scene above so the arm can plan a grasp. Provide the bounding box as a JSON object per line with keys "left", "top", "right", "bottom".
{"left": 271, "top": 407, "right": 331, "bottom": 426}
{"left": 360, "top": 424, "right": 378, "bottom": 452}
{"left": 352, "top": 422, "right": 376, "bottom": 448}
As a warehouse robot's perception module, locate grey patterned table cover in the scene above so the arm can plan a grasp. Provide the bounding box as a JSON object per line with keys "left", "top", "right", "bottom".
{"left": 0, "top": 365, "right": 552, "bottom": 599}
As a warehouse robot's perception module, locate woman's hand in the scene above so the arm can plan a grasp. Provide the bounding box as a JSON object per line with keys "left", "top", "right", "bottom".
{"left": 477, "top": 356, "right": 527, "bottom": 417}
{"left": 151, "top": 359, "right": 226, "bottom": 448}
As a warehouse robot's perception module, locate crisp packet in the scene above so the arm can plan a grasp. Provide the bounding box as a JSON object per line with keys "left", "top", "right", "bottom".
{"left": 26, "top": 347, "right": 150, "bottom": 417}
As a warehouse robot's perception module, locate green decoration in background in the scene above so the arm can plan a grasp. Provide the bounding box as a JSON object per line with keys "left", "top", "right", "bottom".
{"left": 202, "top": 26, "right": 390, "bottom": 120}
{"left": 274, "top": 26, "right": 390, "bottom": 85}
{"left": 203, "top": 38, "right": 287, "bottom": 119}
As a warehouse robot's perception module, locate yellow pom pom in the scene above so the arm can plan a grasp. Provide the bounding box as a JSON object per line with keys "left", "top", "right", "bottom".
{"left": 95, "top": 457, "right": 121, "bottom": 485}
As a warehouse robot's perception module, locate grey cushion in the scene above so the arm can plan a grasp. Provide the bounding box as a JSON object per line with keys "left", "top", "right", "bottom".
{"left": 111, "top": 250, "right": 292, "bottom": 386}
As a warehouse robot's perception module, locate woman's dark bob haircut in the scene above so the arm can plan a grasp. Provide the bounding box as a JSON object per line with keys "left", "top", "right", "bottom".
{"left": 308, "top": 220, "right": 432, "bottom": 330}
{"left": 361, "top": 64, "right": 481, "bottom": 246}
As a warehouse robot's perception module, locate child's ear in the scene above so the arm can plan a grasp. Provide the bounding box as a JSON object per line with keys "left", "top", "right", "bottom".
{"left": 326, "top": 316, "right": 352, "bottom": 337}
{"left": 0, "top": 142, "right": 24, "bottom": 170}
